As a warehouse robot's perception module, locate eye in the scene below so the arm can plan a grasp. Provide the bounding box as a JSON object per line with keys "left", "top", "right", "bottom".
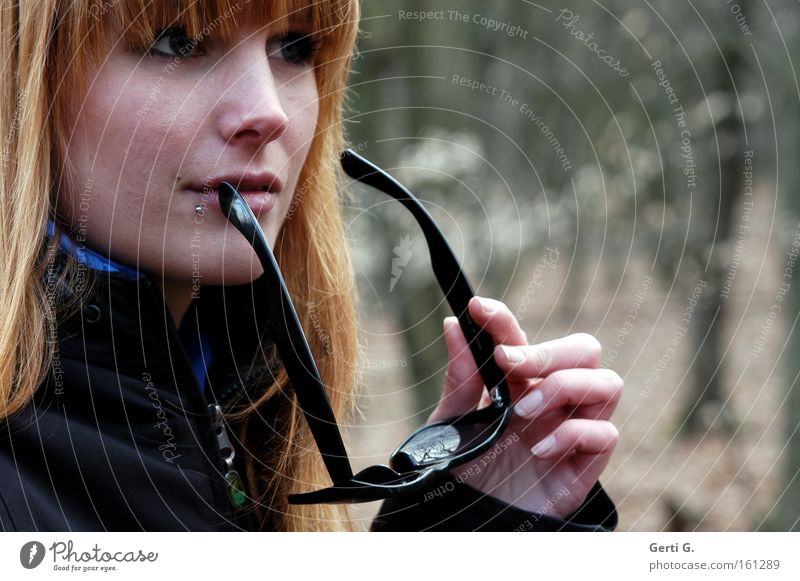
{"left": 149, "top": 28, "right": 206, "bottom": 58}
{"left": 267, "top": 32, "right": 319, "bottom": 66}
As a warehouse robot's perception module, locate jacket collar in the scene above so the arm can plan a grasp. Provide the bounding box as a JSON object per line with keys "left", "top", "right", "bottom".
{"left": 48, "top": 230, "right": 278, "bottom": 412}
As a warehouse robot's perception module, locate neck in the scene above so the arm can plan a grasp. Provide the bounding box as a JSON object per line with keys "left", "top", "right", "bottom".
{"left": 155, "top": 278, "right": 195, "bottom": 327}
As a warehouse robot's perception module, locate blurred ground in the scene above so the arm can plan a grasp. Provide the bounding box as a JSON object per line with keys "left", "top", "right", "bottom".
{"left": 347, "top": 185, "right": 788, "bottom": 531}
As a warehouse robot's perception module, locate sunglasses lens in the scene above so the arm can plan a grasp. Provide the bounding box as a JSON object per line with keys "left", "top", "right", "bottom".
{"left": 393, "top": 424, "right": 462, "bottom": 469}
{"left": 391, "top": 407, "right": 508, "bottom": 473}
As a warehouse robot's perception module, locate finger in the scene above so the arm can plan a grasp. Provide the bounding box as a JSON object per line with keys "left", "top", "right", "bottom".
{"left": 468, "top": 296, "right": 528, "bottom": 346}
{"left": 515, "top": 368, "right": 623, "bottom": 420}
{"left": 530, "top": 419, "right": 619, "bottom": 460}
{"left": 530, "top": 419, "right": 620, "bottom": 491}
{"left": 494, "top": 333, "right": 602, "bottom": 378}
{"left": 505, "top": 376, "right": 544, "bottom": 402}
{"left": 429, "top": 316, "right": 487, "bottom": 422}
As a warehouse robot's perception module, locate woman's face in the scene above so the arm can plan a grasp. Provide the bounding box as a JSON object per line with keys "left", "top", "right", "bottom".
{"left": 60, "top": 21, "right": 320, "bottom": 286}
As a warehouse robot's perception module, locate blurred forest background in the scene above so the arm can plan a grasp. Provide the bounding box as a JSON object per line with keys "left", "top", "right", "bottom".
{"left": 338, "top": 0, "right": 800, "bottom": 531}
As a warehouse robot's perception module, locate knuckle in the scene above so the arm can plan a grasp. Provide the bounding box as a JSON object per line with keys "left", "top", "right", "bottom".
{"left": 602, "top": 369, "right": 624, "bottom": 394}
{"left": 483, "top": 297, "right": 508, "bottom": 317}
{"left": 495, "top": 298, "right": 511, "bottom": 313}
{"left": 547, "top": 369, "right": 571, "bottom": 394}
{"left": 496, "top": 300, "right": 528, "bottom": 342}
{"left": 527, "top": 344, "right": 551, "bottom": 371}
{"left": 558, "top": 417, "right": 581, "bottom": 439}
{"left": 602, "top": 421, "right": 620, "bottom": 448}
{"left": 573, "top": 333, "right": 602, "bottom": 366}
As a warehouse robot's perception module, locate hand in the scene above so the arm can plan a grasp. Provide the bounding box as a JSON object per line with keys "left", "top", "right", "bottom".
{"left": 429, "top": 296, "right": 622, "bottom": 518}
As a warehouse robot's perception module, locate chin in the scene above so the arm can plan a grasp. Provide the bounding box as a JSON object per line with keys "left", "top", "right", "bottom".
{"left": 193, "top": 266, "right": 265, "bottom": 288}
{"left": 204, "top": 265, "right": 267, "bottom": 287}
{"left": 151, "top": 252, "right": 266, "bottom": 288}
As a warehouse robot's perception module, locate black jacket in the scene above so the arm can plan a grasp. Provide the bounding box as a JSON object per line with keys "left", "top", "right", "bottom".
{"left": 0, "top": 251, "right": 617, "bottom": 531}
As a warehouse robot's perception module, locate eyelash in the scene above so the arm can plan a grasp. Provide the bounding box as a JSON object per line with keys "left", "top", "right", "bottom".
{"left": 268, "top": 32, "right": 319, "bottom": 66}
{"left": 149, "top": 28, "right": 204, "bottom": 59}
{"left": 146, "top": 28, "right": 319, "bottom": 66}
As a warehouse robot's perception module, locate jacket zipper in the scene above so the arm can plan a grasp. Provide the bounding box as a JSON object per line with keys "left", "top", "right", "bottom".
{"left": 136, "top": 276, "right": 255, "bottom": 521}
{"left": 209, "top": 403, "right": 248, "bottom": 509}
{"left": 140, "top": 275, "right": 248, "bottom": 512}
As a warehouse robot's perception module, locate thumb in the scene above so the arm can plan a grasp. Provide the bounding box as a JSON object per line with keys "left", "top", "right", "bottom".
{"left": 428, "top": 316, "right": 487, "bottom": 423}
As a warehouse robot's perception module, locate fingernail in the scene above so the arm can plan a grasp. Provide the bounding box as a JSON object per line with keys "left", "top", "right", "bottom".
{"left": 500, "top": 345, "right": 524, "bottom": 363}
{"left": 515, "top": 390, "right": 543, "bottom": 418}
{"left": 480, "top": 297, "right": 496, "bottom": 315}
{"left": 531, "top": 435, "right": 556, "bottom": 457}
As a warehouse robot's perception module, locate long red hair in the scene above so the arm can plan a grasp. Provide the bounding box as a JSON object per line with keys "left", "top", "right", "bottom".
{"left": 0, "top": 0, "right": 361, "bottom": 531}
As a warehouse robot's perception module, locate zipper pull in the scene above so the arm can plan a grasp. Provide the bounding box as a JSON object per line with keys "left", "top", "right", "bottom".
{"left": 210, "top": 403, "right": 247, "bottom": 508}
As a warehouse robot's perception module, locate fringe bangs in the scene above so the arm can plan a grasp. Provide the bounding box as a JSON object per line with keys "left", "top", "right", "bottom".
{"left": 50, "top": 0, "right": 358, "bottom": 130}
{"left": 90, "top": 0, "right": 357, "bottom": 65}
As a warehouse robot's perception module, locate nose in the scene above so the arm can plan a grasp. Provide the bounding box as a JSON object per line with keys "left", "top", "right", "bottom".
{"left": 216, "top": 46, "right": 290, "bottom": 148}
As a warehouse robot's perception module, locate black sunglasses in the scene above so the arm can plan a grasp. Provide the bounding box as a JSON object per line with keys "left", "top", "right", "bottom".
{"left": 218, "top": 149, "right": 513, "bottom": 504}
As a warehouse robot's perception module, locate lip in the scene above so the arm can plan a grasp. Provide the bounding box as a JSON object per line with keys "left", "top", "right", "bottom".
{"left": 195, "top": 189, "right": 278, "bottom": 216}
{"left": 194, "top": 171, "right": 284, "bottom": 195}
{"left": 187, "top": 172, "right": 283, "bottom": 216}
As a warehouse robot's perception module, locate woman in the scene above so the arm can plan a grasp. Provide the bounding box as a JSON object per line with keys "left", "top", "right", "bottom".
{"left": 0, "top": 0, "right": 621, "bottom": 531}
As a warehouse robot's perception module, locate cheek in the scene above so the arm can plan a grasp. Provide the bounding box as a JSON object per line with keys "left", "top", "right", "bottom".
{"left": 95, "top": 97, "right": 181, "bottom": 172}
{"left": 284, "top": 84, "right": 319, "bottom": 190}
{"left": 303, "top": 92, "right": 320, "bottom": 149}
{"left": 283, "top": 76, "right": 319, "bottom": 150}
{"left": 61, "top": 74, "right": 193, "bottom": 258}
{"left": 272, "top": 81, "right": 318, "bottom": 189}
{"left": 69, "top": 81, "right": 160, "bottom": 185}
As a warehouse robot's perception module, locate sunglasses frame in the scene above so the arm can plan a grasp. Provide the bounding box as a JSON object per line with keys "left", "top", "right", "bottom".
{"left": 218, "top": 149, "right": 513, "bottom": 504}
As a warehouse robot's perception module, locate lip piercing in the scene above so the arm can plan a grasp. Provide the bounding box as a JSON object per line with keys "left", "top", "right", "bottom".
{"left": 195, "top": 205, "right": 205, "bottom": 216}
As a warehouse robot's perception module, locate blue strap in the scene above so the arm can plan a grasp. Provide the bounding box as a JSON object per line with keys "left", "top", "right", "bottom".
{"left": 46, "top": 220, "right": 142, "bottom": 279}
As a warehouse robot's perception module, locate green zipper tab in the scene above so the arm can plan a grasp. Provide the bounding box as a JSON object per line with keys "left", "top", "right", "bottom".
{"left": 210, "top": 404, "right": 249, "bottom": 509}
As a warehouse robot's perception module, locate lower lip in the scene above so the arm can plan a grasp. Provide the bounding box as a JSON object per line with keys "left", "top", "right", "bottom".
{"left": 191, "top": 189, "right": 278, "bottom": 215}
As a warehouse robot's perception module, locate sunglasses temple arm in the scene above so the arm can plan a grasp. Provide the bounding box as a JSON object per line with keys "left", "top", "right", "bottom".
{"left": 340, "top": 150, "right": 511, "bottom": 405}
{"left": 219, "top": 183, "right": 354, "bottom": 484}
